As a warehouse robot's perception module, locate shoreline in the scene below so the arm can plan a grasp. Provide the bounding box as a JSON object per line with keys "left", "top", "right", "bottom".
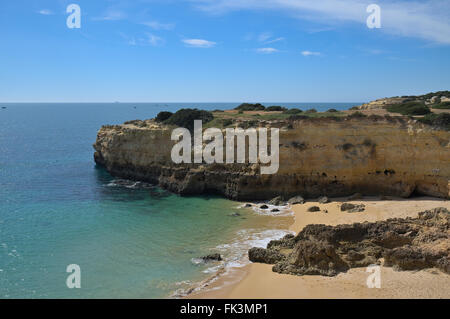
{"left": 188, "top": 196, "right": 450, "bottom": 299}
{"left": 172, "top": 201, "right": 294, "bottom": 298}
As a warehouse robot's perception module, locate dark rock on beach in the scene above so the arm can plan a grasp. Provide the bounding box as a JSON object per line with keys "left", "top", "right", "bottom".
{"left": 288, "top": 195, "right": 305, "bottom": 205}
{"left": 318, "top": 196, "right": 330, "bottom": 204}
{"left": 248, "top": 207, "right": 450, "bottom": 276}
{"left": 248, "top": 247, "right": 286, "bottom": 264}
{"left": 307, "top": 206, "right": 321, "bottom": 212}
{"left": 268, "top": 196, "right": 285, "bottom": 206}
{"left": 340, "top": 203, "right": 365, "bottom": 213}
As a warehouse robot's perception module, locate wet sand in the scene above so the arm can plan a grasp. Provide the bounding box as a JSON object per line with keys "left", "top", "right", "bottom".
{"left": 189, "top": 197, "right": 450, "bottom": 299}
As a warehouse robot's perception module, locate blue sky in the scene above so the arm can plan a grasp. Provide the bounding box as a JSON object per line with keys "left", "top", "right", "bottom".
{"left": 0, "top": 0, "right": 449, "bottom": 102}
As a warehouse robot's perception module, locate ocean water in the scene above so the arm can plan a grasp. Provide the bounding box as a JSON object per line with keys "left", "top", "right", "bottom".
{"left": 0, "top": 102, "right": 359, "bottom": 298}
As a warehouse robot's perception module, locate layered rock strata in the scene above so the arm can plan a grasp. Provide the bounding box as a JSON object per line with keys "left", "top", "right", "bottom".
{"left": 94, "top": 117, "right": 450, "bottom": 200}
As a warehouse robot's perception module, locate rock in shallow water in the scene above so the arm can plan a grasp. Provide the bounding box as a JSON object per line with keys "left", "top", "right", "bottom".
{"left": 201, "top": 253, "right": 223, "bottom": 262}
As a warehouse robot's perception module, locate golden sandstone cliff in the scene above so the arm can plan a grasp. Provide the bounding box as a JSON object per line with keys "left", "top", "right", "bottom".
{"left": 93, "top": 116, "right": 450, "bottom": 200}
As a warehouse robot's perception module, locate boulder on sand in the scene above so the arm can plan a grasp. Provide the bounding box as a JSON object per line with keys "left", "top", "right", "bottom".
{"left": 288, "top": 195, "right": 305, "bottom": 205}
{"left": 269, "top": 196, "right": 285, "bottom": 206}
{"left": 340, "top": 203, "right": 365, "bottom": 213}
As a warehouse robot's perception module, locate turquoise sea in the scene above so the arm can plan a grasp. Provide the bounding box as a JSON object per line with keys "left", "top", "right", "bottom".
{"left": 0, "top": 102, "right": 359, "bottom": 298}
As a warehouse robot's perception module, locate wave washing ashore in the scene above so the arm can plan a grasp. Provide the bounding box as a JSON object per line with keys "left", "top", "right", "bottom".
{"left": 172, "top": 202, "right": 294, "bottom": 297}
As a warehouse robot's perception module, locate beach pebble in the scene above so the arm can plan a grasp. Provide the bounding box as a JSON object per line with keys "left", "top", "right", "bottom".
{"left": 318, "top": 196, "right": 330, "bottom": 204}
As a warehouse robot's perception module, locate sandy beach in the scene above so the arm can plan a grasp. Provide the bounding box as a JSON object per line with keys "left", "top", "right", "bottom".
{"left": 189, "top": 197, "right": 450, "bottom": 299}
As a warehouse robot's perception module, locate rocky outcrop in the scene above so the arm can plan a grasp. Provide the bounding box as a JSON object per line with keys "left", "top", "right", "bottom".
{"left": 358, "top": 97, "right": 409, "bottom": 110}
{"left": 93, "top": 116, "right": 450, "bottom": 200}
{"left": 248, "top": 207, "right": 450, "bottom": 276}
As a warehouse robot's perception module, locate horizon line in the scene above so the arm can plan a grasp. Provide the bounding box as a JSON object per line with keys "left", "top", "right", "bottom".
{"left": 0, "top": 101, "right": 365, "bottom": 104}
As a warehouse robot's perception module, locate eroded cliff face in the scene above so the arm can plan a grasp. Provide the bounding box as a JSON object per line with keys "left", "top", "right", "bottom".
{"left": 93, "top": 117, "right": 450, "bottom": 200}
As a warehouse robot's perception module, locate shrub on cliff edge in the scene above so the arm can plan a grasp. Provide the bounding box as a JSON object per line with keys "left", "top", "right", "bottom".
{"left": 235, "top": 103, "right": 266, "bottom": 111}
{"left": 155, "top": 111, "right": 173, "bottom": 122}
{"left": 163, "top": 108, "right": 213, "bottom": 131}
{"left": 265, "top": 106, "right": 287, "bottom": 112}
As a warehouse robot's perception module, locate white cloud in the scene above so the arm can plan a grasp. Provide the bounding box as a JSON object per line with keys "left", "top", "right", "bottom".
{"left": 192, "top": 0, "right": 450, "bottom": 45}
{"left": 257, "top": 32, "right": 285, "bottom": 44}
{"left": 38, "top": 9, "right": 53, "bottom": 15}
{"left": 182, "top": 39, "right": 216, "bottom": 48}
{"left": 265, "top": 37, "right": 285, "bottom": 44}
{"left": 93, "top": 10, "right": 126, "bottom": 21}
{"left": 119, "top": 32, "right": 164, "bottom": 47}
{"left": 142, "top": 21, "right": 175, "bottom": 30}
{"left": 258, "top": 32, "right": 272, "bottom": 42}
{"left": 146, "top": 33, "right": 164, "bottom": 46}
{"left": 301, "top": 50, "right": 321, "bottom": 56}
{"left": 256, "top": 47, "right": 279, "bottom": 54}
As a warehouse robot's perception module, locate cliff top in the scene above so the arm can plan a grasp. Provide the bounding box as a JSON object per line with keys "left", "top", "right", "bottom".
{"left": 99, "top": 91, "right": 450, "bottom": 132}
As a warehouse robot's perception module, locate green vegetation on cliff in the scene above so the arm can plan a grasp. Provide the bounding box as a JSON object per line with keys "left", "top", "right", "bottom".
{"left": 283, "top": 108, "right": 303, "bottom": 115}
{"left": 265, "top": 106, "right": 288, "bottom": 112}
{"left": 386, "top": 101, "right": 431, "bottom": 115}
{"left": 417, "top": 113, "right": 450, "bottom": 130}
{"left": 155, "top": 111, "right": 173, "bottom": 122}
{"left": 432, "top": 101, "right": 450, "bottom": 109}
{"left": 234, "top": 103, "right": 266, "bottom": 111}
{"left": 162, "top": 108, "right": 214, "bottom": 131}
